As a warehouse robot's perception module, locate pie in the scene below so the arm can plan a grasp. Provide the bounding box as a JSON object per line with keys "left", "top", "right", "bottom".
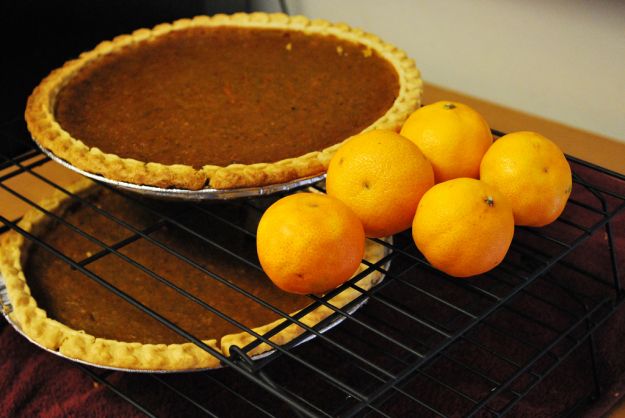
{"left": 0, "top": 180, "right": 386, "bottom": 370}
{"left": 25, "top": 13, "right": 422, "bottom": 190}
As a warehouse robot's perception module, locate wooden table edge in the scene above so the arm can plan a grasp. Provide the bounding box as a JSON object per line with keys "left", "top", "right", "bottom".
{"left": 423, "top": 82, "right": 625, "bottom": 175}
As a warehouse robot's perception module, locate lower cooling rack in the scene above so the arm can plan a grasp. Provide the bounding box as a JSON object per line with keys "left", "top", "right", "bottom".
{"left": 1, "top": 125, "right": 625, "bottom": 417}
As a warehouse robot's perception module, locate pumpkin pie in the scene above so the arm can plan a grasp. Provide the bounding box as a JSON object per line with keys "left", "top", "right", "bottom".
{"left": 25, "top": 13, "right": 422, "bottom": 190}
{"left": 0, "top": 180, "right": 386, "bottom": 370}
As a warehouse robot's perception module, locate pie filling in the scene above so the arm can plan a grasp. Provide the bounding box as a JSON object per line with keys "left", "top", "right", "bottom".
{"left": 25, "top": 189, "right": 310, "bottom": 344}
{"left": 54, "top": 26, "right": 400, "bottom": 169}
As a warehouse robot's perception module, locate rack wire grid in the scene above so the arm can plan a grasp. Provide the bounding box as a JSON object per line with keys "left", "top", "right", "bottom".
{"left": 1, "top": 119, "right": 624, "bottom": 418}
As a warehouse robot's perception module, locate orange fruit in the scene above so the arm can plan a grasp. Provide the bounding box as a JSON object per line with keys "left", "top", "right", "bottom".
{"left": 480, "top": 131, "right": 572, "bottom": 227}
{"left": 412, "top": 178, "right": 514, "bottom": 278}
{"left": 326, "top": 129, "right": 435, "bottom": 238}
{"left": 400, "top": 101, "right": 493, "bottom": 183}
{"left": 256, "top": 193, "right": 365, "bottom": 294}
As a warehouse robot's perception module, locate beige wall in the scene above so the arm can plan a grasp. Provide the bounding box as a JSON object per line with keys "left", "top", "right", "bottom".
{"left": 256, "top": 0, "right": 625, "bottom": 142}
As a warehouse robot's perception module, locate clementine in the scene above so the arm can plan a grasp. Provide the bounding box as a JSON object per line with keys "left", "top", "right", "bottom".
{"left": 480, "top": 131, "right": 572, "bottom": 227}
{"left": 256, "top": 193, "right": 365, "bottom": 294}
{"left": 400, "top": 101, "right": 492, "bottom": 183}
{"left": 326, "top": 129, "right": 435, "bottom": 238}
{"left": 412, "top": 178, "right": 515, "bottom": 278}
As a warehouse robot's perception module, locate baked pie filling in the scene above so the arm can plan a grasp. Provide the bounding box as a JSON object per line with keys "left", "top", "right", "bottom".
{"left": 54, "top": 26, "right": 400, "bottom": 169}
{"left": 25, "top": 13, "right": 422, "bottom": 189}
{"left": 9, "top": 13, "right": 409, "bottom": 370}
{"left": 0, "top": 180, "right": 385, "bottom": 369}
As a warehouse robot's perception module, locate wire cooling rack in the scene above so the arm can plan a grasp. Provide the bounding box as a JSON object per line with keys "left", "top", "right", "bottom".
{"left": 1, "top": 120, "right": 624, "bottom": 417}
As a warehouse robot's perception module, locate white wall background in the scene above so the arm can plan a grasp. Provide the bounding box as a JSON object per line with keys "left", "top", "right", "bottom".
{"left": 256, "top": 0, "right": 625, "bottom": 142}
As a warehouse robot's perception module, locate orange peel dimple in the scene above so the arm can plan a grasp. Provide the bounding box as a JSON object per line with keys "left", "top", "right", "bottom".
{"left": 412, "top": 178, "right": 515, "bottom": 278}
{"left": 400, "top": 100, "right": 492, "bottom": 183}
{"left": 480, "top": 131, "right": 572, "bottom": 227}
{"left": 256, "top": 193, "right": 365, "bottom": 295}
{"left": 326, "top": 129, "right": 435, "bottom": 238}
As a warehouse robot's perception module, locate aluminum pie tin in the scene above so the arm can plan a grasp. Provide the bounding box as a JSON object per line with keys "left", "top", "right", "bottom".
{"left": 34, "top": 140, "right": 327, "bottom": 201}
{"left": 0, "top": 238, "right": 392, "bottom": 373}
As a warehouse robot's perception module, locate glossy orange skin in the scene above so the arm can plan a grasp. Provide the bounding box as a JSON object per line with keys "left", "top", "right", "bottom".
{"left": 326, "top": 130, "right": 434, "bottom": 238}
{"left": 256, "top": 193, "right": 365, "bottom": 294}
{"left": 400, "top": 101, "right": 492, "bottom": 183}
{"left": 480, "top": 131, "right": 572, "bottom": 227}
{"left": 412, "top": 178, "right": 515, "bottom": 278}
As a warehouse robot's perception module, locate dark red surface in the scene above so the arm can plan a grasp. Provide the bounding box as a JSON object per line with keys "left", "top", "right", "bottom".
{"left": 1, "top": 162, "right": 625, "bottom": 418}
{"left": 2, "top": 306, "right": 625, "bottom": 418}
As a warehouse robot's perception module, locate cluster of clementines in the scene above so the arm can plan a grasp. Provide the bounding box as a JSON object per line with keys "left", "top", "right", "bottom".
{"left": 257, "top": 101, "right": 573, "bottom": 295}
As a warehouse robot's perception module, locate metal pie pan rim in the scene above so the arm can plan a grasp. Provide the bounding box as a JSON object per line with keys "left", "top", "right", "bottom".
{"left": 33, "top": 139, "right": 327, "bottom": 201}
{"left": 0, "top": 238, "right": 392, "bottom": 373}
{"left": 0, "top": 294, "right": 368, "bottom": 373}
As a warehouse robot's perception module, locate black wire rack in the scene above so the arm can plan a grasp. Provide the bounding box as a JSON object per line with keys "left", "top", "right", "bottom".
{"left": 1, "top": 119, "right": 624, "bottom": 417}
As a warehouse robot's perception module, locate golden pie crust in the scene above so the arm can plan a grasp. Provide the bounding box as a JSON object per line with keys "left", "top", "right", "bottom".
{"left": 25, "top": 13, "right": 422, "bottom": 190}
{"left": 0, "top": 179, "right": 387, "bottom": 370}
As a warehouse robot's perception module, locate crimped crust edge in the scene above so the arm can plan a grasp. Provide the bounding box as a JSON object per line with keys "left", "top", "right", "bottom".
{"left": 25, "top": 12, "right": 422, "bottom": 191}
{"left": 0, "top": 180, "right": 387, "bottom": 370}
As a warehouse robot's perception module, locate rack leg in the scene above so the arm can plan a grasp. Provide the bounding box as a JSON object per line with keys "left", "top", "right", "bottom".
{"left": 587, "top": 322, "right": 602, "bottom": 402}
{"left": 229, "top": 346, "right": 308, "bottom": 418}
